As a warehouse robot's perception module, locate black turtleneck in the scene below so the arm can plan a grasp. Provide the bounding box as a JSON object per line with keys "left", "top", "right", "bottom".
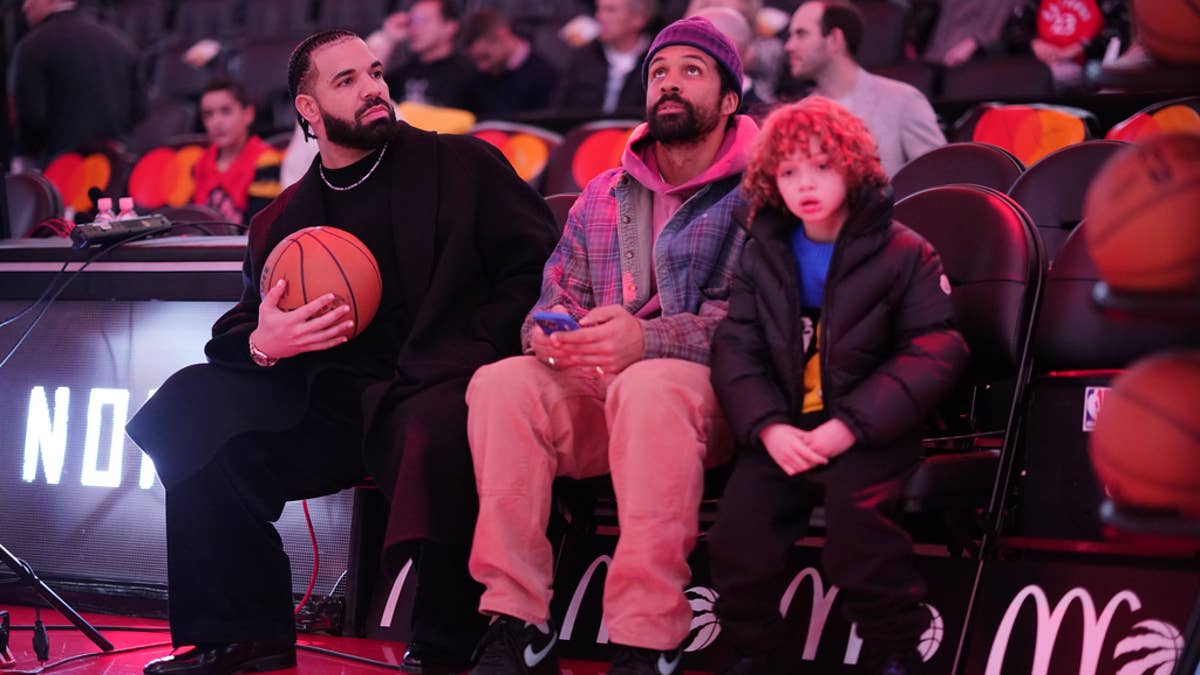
{"left": 317, "top": 142, "right": 405, "bottom": 373}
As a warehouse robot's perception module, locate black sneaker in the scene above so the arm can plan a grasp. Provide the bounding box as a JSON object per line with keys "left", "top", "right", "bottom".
{"left": 607, "top": 642, "right": 685, "bottom": 675}
{"left": 470, "top": 615, "right": 559, "bottom": 675}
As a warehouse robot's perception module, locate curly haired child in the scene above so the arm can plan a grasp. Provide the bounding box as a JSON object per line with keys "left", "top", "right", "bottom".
{"left": 708, "top": 96, "right": 970, "bottom": 675}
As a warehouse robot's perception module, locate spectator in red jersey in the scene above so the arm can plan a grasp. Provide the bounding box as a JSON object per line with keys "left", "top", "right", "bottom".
{"left": 1004, "top": 0, "right": 1130, "bottom": 88}
{"left": 193, "top": 79, "right": 282, "bottom": 227}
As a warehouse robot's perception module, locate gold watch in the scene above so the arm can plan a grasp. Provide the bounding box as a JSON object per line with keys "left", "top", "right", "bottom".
{"left": 248, "top": 335, "right": 279, "bottom": 367}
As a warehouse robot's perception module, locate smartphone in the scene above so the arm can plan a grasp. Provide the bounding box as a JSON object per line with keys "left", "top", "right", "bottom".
{"left": 533, "top": 310, "right": 580, "bottom": 334}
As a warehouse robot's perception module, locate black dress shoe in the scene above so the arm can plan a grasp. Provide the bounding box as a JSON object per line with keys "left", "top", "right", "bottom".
{"left": 143, "top": 642, "right": 296, "bottom": 675}
{"left": 400, "top": 641, "right": 474, "bottom": 674}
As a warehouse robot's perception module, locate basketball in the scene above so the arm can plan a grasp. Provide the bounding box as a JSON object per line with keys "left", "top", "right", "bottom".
{"left": 260, "top": 226, "right": 382, "bottom": 339}
{"left": 1089, "top": 351, "right": 1200, "bottom": 517}
{"left": 1082, "top": 132, "right": 1200, "bottom": 292}
{"left": 1132, "top": 0, "right": 1200, "bottom": 65}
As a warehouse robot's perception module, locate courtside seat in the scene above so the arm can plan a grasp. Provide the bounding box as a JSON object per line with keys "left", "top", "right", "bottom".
{"left": 893, "top": 186, "right": 1044, "bottom": 541}
{"left": 1106, "top": 95, "right": 1200, "bottom": 141}
{"left": 893, "top": 142, "right": 1025, "bottom": 202}
{"left": 470, "top": 121, "right": 564, "bottom": 191}
{"left": 543, "top": 192, "right": 578, "bottom": 234}
{"left": 951, "top": 103, "right": 1098, "bottom": 168}
{"left": 1007, "top": 140, "right": 1125, "bottom": 262}
{"left": 542, "top": 120, "right": 639, "bottom": 195}
{"left": 1009, "top": 225, "right": 1200, "bottom": 542}
{"left": 4, "top": 171, "right": 64, "bottom": 239}
{"left": 42, "top": 142, "right": 136, "bottom": 217}
{"left": 127, "top": 137, "right": 209, "bottom": 212}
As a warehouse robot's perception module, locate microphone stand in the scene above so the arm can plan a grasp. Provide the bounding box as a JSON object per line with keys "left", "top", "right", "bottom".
{"left": 0, "top": 542, "right": 113, "bottom": 652}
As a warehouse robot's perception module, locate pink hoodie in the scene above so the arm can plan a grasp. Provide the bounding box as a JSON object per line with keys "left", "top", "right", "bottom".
{"left": 618, "top": 114, "right": 759, "bottom": 315}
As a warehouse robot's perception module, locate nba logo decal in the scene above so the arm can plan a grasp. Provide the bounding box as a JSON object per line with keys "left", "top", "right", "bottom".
{"left": 1082, "top": 386, "right": 1110, "bottom": 432}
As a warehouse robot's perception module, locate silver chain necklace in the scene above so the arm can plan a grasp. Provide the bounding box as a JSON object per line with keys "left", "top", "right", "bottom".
{"left": 319, "top": 142, "right": 388, "bottom": 191}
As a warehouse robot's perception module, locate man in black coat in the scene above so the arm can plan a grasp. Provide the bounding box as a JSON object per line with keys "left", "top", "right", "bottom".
{"left": 10, "top": 0, "right": 146, "bottom": 166}
{"left": 127, "top": 29, "right": 558, "bottom": 675}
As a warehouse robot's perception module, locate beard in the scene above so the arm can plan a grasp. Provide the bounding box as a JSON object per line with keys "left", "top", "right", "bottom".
{"left": 321, "top": 97, "right": 398, "bottom": 150}
{"left": 646, "top": 93, "right": 721, "bottom": 145}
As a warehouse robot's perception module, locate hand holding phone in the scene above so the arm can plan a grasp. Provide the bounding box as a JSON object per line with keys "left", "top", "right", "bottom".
{"left": 533, "top": 310, "right": 580, "bottom": 334}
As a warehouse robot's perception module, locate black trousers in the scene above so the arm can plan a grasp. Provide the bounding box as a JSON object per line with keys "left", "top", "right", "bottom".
{"left": 708, "top": 421, "right": 928, "bottom": 657}
{"left": 164, "top": 373, "right": 485, "bottom": 653}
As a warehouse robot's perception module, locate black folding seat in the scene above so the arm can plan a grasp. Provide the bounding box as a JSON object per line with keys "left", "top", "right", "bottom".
{"left": 893, "top": 142, "right": 1024, "bottom": 202}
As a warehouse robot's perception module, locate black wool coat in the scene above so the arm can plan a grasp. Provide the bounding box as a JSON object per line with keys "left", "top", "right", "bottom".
{"left": 126, "top": 123, "right": 559, "bottom": 550}
{"left": 711, "top": 187, "right": 970, "bottom": 458}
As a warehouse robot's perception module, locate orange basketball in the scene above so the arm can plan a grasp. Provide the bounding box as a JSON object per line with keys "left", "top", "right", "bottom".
{"left": 260, "top": 226, "right": 382, "bottom": 339}
{"left": 1132, "top": 0, "right": 1200, "bottom": 65}
{"left": 1082, "top": 132, "right": 1200, "bottom": 292}
{"left": 1089, "top": 351, "right": 1200, "bottom": 517}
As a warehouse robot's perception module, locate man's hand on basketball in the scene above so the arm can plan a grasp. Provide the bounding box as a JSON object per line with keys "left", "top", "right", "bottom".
{"left": 759, "top": 423, "right": 829, "bottom": 476}
{"left": 551, "top": 305, "right": 645, "bottom": 374}
{"left": 250, "top": 279, "right": 354, "bottom": 359}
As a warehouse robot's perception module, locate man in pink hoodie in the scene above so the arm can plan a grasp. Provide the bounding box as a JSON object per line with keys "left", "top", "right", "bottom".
{"left": 464, "top": 16, "right": 759, "bottom": 675}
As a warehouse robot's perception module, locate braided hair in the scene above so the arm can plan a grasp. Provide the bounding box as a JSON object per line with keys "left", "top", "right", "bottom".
{"left": 287, "top": 29, "right": 359, "bottom": 140}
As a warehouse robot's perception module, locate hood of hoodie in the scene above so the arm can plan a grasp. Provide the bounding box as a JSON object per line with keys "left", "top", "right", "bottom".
{"left": 620, "top": 115, "right": 759, "bottom": 198}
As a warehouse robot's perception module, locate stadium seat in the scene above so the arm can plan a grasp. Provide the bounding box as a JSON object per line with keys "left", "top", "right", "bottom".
{"left": 940, "top": 56, "right": 1054, "bottom": 102}
{"left": 543, "top": 192, "right": 578, "bottom": 233}
{"left": 1009, "top": 224, "right": 1200, "bottom": 542}
{"left": 855, "top": 0, "right": 907, "bottom": 68}
{"left": 951, "top": 103, "right": 1098, "bottom": 168}
{"left": 893, "top": 186, "right": 1044, "bottom": 548}
{"left": 315, "top": 0, "right": 391, "bottom": 36}
{"left": 4, "top": 172, "right": 64, "bottom": 239}
{"left": 1106, "top": 96, "right": 1200, "bottom": 141}
{"left": 892, "top": 142, "right": 1025, "bottom": 202}
{"left": 1006, "top": 139, "right": 1125, "bottom": 262}
{"left": 147, "top": 45, "right": 229, "bottom": 102}
{"left": 542, "top": 120, "right": 639, "bottom": 195}
{"left": 230, "top": 37, "right": 298, "bottom": 131}
{"left": 168, "top": 0, "right": 240, "bottom": 42}
{"left": 127, "top": 99, "right": 197, "bottom": 156}
{"left": 103, "top": 0, "right": 170, "bottom": 48}
{"left": 470, "top": 121, "right": 563, "bottom": 191}
{"left": 127, "top": 137, "right": 208, "bottom": 211}
{"left": 42, "top": 142, "right": 135, "bottom": 216}
{"left": 240, "top": 0, "right": 315, "bottom": 38}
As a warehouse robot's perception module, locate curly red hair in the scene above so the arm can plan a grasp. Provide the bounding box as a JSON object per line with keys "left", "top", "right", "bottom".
{"left": 743, "top": 96, "right": 886, "bottom": 220}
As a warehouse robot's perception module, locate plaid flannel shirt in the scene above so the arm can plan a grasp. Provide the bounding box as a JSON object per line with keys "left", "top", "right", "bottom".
{"left": 521, "top": 168, "right": 748, "bottom": 365}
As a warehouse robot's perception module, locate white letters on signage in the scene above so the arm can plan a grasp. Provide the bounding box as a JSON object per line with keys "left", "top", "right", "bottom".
{"left": 379, "top": 558, "right": 414, "bottom": 628}
{"left": 560, "top": 555, "right": 612, "bottom": 644}
{"left": 22, "top": 386, "right": 70, "bottom": 484}
{"left": 81, "top": 388, "right": 130, "bottom": 488}
{"left": 779, "top": 566, "right": 840, "bottom": 661}
{"left": 987, "top": 585, "right": 1142, "bottom": 675}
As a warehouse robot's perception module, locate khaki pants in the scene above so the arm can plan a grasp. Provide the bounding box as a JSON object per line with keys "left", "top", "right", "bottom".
{"left": 466, "top": 356, "right": 732, "bottom": 650}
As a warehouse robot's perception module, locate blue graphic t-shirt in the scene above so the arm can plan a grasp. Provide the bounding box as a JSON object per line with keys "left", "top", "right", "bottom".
{"left": 791, "top": 224, "right": 835, "bottom": 412}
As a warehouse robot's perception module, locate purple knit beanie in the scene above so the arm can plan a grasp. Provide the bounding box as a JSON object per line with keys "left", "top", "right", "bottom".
{"left": 641, "top": 16, "right": 744, "bottom": 98}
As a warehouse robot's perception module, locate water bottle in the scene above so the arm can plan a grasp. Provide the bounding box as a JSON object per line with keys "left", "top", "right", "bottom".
{"left": 94, "top": 197, "right": 116, "bottom": 223}
{"left": 116, "top": 197, "right": 138, "bottom": 220}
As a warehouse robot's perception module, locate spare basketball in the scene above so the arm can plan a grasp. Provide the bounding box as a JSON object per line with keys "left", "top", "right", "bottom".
{"left": 1132, "top": 0, "right": 1200, "bottom": 65}
{"left": 1082, "top": 132, "right": 1200, "bottom": 292}
{"left": 260, "top": 226, "right": 382, "bottom": 339}
{"left": 1089, "top": 350, "right": 1200, "bottom": 517}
